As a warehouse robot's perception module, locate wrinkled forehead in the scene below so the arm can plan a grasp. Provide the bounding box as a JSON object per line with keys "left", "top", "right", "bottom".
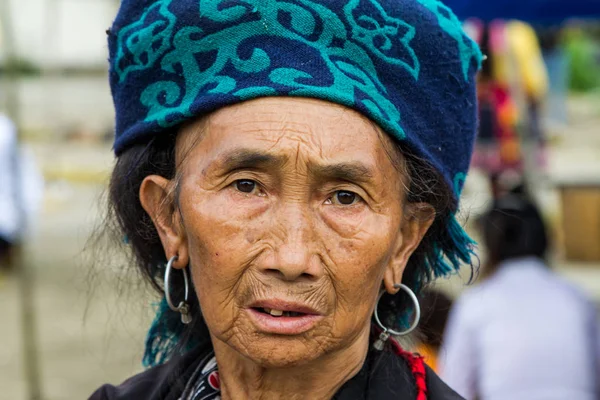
{"left": 175, "top": 97, "right": 405, "bottom": 174}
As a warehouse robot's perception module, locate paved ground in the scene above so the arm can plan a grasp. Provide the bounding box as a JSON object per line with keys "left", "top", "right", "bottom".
{"left": 0, "top": 92, "right": 599, "bottom": 400}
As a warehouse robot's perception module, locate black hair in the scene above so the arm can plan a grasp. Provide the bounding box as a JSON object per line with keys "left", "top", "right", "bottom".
{"left": 105, "top": 123, "right": 473, "bottom": 364}
{"left": 418, "top": 289, "right": 453, "bottom": 350}
{"left": 479, "top": 192, "right": 549, "bottom": 273}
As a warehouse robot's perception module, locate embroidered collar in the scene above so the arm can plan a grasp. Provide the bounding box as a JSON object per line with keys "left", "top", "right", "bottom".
{"left": 179, "top": 340, "right": 426, "bottom": 400}
{"left": 180, "top": 352, "right": 220, "bottom": 400}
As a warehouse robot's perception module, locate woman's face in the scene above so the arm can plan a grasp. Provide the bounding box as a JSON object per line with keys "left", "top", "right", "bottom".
{"left": 141, "top": 97, "right": 432, "bottom": 367}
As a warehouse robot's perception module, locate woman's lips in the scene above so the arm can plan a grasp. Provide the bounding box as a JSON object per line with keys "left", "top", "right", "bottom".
{"left": 246, "top": 300, "right": 324, "bottom": 335}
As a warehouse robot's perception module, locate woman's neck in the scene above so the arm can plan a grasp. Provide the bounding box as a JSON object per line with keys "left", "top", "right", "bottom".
{"left": 211, "top": 329, "right": 370, "bottom": 400}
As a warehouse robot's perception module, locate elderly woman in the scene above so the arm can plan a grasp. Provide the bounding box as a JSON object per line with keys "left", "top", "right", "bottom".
{"left": 91, "top": 1, "right": 481, "bottom": 399}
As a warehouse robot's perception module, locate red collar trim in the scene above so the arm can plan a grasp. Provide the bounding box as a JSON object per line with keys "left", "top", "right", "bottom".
{"left": 389, "top": 338, "right": 428, "bottom": 400}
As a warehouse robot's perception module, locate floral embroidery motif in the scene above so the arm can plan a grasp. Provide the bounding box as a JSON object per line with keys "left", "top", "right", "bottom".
{"left": 344, "top": 0, "right": 419, "bottom": 79}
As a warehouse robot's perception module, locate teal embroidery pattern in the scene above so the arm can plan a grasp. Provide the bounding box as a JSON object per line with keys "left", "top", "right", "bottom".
{"left": 453, "top": 171, "right": 467, "bottom": 196}
{"left": 113, "top": 0, "right": 432, "bottom": 138}
{"left": 344, "top": 0, "right": 419, "bottom": 80}
{"left": 110, "top": 0, "right": 482, "bottom": 197}
{"left": 416, "top": 0, "right": 482, "bottom": 81}
{"left": 114, "top": 0, "right": 176, "bottom": 82}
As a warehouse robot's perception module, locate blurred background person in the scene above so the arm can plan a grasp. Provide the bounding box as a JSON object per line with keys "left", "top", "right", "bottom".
{"left": 440, "top": 191, "right": 600, "bottom": 400}
{"left": 469, "top": 21, "right": 523, "bottom": 199}
{"left": 535, "top": 24, "right": 570, "bottom": 128}
{"left": 467, "top": 18, "right": 550, "bottom": 199}
{"left": 416, "top": 289, "right": 453, "bottom": 373}
{"left": 0, "top": 113, "right": 43, "bottom": 273}
{"left": 504, "top": 20, "right": 550, "bottom": 181}
{"left": 0, "top": 113, "right": 19, "bottom": 271}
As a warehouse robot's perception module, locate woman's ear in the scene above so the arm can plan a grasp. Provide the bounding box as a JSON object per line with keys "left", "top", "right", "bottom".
{"left": 383, "top": 203, "right": 435, "bottom": 294}
{"left": 139, "top": 175, "right": 189, "bottom": 269}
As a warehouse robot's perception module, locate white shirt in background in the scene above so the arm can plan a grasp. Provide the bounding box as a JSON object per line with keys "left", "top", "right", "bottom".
{"left": 0, "top": 114, "right": 43, "bottom": 242}
{"left": 440, "top": 257, "right": 599, "bottom": 400}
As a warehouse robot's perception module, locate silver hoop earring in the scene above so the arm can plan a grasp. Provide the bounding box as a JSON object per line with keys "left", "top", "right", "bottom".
{"left": 373, "top": 283, "right": 421, "bottom": 351}
{"left": 164, "top": 255, "right": 192, "bottom": 324}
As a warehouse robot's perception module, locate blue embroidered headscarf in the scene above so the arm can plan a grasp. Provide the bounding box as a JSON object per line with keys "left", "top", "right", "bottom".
{"left": 108, "top": 0, "right": 481, "bottom": 367}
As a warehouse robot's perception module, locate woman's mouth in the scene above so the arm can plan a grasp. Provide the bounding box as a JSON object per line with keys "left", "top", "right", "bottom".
{"left": 246, "top": 301, "right": 324, "bottom": 335}
{"left": 254, "top": 307, "right": 306, "bottom": 317}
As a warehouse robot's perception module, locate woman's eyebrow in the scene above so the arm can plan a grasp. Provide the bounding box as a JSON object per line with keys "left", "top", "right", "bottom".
{"left": 309, "top": 162, "right": 374, "bottom": 184}
{"left": 218, "top": 149, "right": 286, "bottom": 171}
{"left": 215, "top": 149, "right": 374, "bottom": 184}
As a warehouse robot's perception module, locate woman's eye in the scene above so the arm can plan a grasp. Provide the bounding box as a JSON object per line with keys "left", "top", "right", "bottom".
{"left": 235, "top": 179, "right": 257, "bottom": 193}
{"left": 331, "top": 190, "right": 360, "bottom": 206}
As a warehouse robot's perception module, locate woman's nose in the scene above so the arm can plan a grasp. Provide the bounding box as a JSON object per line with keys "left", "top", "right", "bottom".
{"left": 260, "top": 205, "right": 323, "bottom": 282}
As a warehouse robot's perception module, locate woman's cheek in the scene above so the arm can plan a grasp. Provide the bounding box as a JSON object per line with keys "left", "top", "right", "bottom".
{"left": 320, "top": 205, "right": 394, "bottom": 254}
{"left": 330, "top": 240, "right": 388, "bottom": 288}
{"left": 321, "top": 216, "right": 395, "bottom": 295}
{"left": 194, "top": 189, "right": 269, "bottom": 222}
{"left": 182, "top": 189, "right": 259, "bottom": 290}
{"left": 226, "top": 188, "right": 271, "bottom": 216}
{"left": 188, "top": 232, "right": 247, "bottom": 336}
{"left": 319, "top": 205, "right": 370, "bottom": 239}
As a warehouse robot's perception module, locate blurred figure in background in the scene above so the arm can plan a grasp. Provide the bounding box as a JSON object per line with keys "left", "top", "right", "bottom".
{"left": 0, "top": 114, "right": 43, "bottom": 273}
{"left": 535, "top": 24, "right": 569, "bottom": 127}
{"left": 440, "top": 191, "right": 600, "bottom": 400}
{"left": 469, "top": 21, "right": 523, "bottom": 199}
{"left": 467, "top": 19, "right": 549, "bottom": 198}
{"left": 504, "top": 20, "right": 550, "bottom": 181}
{"left": 417, "top": 289, "right": 453, "bottom": 373}
{"left": 0, "top": 114, "right": 20, "bottom": 271}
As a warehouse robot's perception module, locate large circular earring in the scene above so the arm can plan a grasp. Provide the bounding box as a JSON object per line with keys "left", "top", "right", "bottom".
{"left": 164, "top": 255, "right": 192, "bottom": 324}
{"left": 373, "top": 283, "right": 421, "bottom": 351}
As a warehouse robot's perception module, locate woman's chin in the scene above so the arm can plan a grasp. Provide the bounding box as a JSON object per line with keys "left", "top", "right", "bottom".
{"left": 237, "top": 336, "right": 328, "bottom": 368}
{"left": 211, "top": 310, "right": 340, "bottom": 367}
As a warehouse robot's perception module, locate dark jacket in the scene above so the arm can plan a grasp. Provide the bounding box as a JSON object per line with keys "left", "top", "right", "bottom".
{"left": 90, "top": 343, "right": 463, "bottom": 400}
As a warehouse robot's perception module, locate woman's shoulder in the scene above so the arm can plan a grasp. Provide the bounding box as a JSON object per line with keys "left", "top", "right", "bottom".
{"left": 88, "top": 363, "right": 173, "bottom": 400}
{"left": 356, "top": 343, "right": 464, "bottom": 400}
{"left": 88, "top": 346, "right": 209, "bottom": 400}
{"left": 393, "top": 345, "right": 465, "bottom": 400}
{"left": 425, "top": 365, "right": 465, "bottom": 400}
